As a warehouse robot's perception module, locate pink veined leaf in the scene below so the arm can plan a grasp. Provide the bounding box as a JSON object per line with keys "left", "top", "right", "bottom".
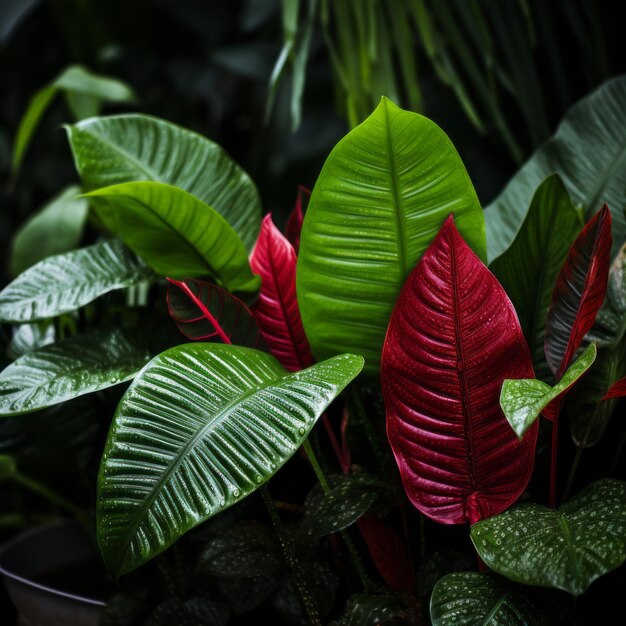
{"left": 285, "top": 185, "right": 310, "bottom": 254}
{"left": 356, "top": 514, "right": 414, "bottom": 592}
{"left": 382, "top": 215, "right": 537, "bottom": 525}
{"left": 166, "top": 277, "right": 263, "bottom": 348}
{"left": 249, "top": 213, "right": 314, "bottom": 371}
{"left": 603, "top": 376, "right": 626, "bottom": 400}
{"left": 545, "top": 205, "right": 612, "bottom": 381}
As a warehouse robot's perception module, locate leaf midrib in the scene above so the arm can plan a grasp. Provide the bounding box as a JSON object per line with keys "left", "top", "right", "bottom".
{"left": 112, "top": 362, "right": 291, "bottom": 572}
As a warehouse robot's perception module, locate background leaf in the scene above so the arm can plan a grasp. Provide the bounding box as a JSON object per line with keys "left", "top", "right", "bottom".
{"left": 66, "top": 113, "right": 262, "bottom": 250}
{"left": 167, "top": 278, "right": 263, "bottom": 348}
{"left": 0, "top": 328, "right": 151, "bottom": 416}
{"left": 250, "top": 214, "right": 313, "bottom": 371}
{"left": 0, "top": 239, "right": 153, "bottom": 323}
{"left": 97, "top": 343, "right": 363, "bottom": 575}
{"left": 10, "top": 185, "right": 89, "bottom": 276}
{"left": 490, "top": 175, "right": 583, "bottom": 381}
{"left": 87, "top": 182, "right": 259, "bottom": 292}
{"left": 382, "top": 217, "right": 536, "bottom": 525}
{"left": 471, "top": 479, "right": 626, "bottom": 596}
{"left": 297, "top": 97, "right": 485, "bottom": 375}
{"left": 485, "top": 76, "right": 626, "bottom": 261}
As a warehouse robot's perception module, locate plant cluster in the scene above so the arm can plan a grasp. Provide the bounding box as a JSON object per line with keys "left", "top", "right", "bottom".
{"left": 1, "top": 74, "right": 626, "bottom": 624}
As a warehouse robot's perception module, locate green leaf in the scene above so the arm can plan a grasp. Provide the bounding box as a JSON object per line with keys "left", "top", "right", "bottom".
{"left": 471, "top": 478, "right": 626, "bottom": 596}
{"left": 0, "top": 454, "right": 16, "bottom": 483}
{"left": 297, "top": 97, "right": 485, "bottom": 374}
{"left": 500, "top": 343, "right": 596, "bottom": 438}
{"left": 430, "top": 572, "right": 546, "bottom": 626}
{"left": 332, "top": 592, "right": 416, "bottom": 626}
{"left": 97, "top": 344, "right": 363, "bottom": 576}
{"left": 490, "top": 175, "right": 583, "bottom": 381}
{"left": 6, "top": 322, "right": 55, "bottom": 359}
{"left": 12, "top": 65, "right": 135, "bottom": 174}
{"left": 0, "top": 239, "right": 154, "bottom": 323}
{"left": 485, "top": 76, "right": 626, "bottom": 261}
{"left": 65, "top": 114, "right": 261, "bottom": 250}
{"left": 0, "top": 328, "right": 152, "bottom": 416}
{"left": 301, "top": 474, "right": 387, "bottom": 539}
{"left": 10, "top": 186, "right": 88, "bottom": 277}
{"left": 86, "top": 182, "right": 259, "bottom": 292}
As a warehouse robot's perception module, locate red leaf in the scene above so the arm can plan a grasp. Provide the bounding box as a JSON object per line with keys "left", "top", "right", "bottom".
{"left": 250, "top": 214, "right": 314, "bottom": 371}
{"left": 381, "top": 216, "right": 536, "bottom": 525}
{"left": 545, "top": 206, "right": 612, "bottom": 380}
{"left": 166, "top": 278, "right": 263, "bottom": 348}
{"left": 603, "top": 376, "right": 626, "bottom": 400}
{"left": 285, "top": 186, "right": 310, "bottom": 254}
{"left": 357, "top": 514, "right": 414, "bottom": 592}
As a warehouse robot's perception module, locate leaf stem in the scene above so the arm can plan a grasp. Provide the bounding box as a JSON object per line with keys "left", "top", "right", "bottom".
{"left": 549, "top": 416, "right": 558, "bottom": 508}
{"left": 563, "top": 445, "right": 583, "bottom": 502}
{"left": 349, "top": 386, "right": 387, "bottom": 472}
{"left": 261, "top": 485, "right": 322, "bottom": 626}
{"left": 302, "top": 438, "right": 373, "bottom": 592}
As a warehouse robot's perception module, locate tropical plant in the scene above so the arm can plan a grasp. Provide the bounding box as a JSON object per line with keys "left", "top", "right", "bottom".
{"left": 2, "top": 74, "right": 626, "bottom": 624}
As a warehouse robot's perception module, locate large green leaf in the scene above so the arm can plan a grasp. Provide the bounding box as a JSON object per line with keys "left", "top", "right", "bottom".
{"left": 11, "top": 186, "right": 89, "bottom": 276}
{"left": 66, "top": 113, "right": 261, "bottom": 250}
{"left": 13, "top": 65, "right": 135, "bottom": 174}
{"left": 297, "top": 97, "right": 485, "bottom": 374}
{"left": 0, "top": 240, "right": 153, "bottom": 323}
{"left": 430, "top": 572, "right": 546, "bottom": 626}
{"left": 86, "top": 182, "right": 259, "bottom": 292}
{"left": 570, "top": 244, "right": 626, "bottom": 447}
{"left": 490, "top": 175, "right": 583, "bottom": 381}
{"left": 485, "top": 76, "right": 626, "bottom": 261}
{"left": 471, "top": 479, "right": 626, "bottom": 596}
{"left": 500, "top": 343, "right": 596, "bottom": 438}
{"left": 97, "top": 343, "right": 363, "bottom": 576}
{"left": 0, "top": 328, "right": 151, "bottom": 416}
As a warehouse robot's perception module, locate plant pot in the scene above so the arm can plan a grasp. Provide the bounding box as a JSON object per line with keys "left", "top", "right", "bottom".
{"left": 0, "top": 520, "right": 110, "bottom": 626}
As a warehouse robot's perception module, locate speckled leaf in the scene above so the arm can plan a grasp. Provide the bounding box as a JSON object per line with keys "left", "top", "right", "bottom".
{"left": 545, "top": 205, "right": 611, "bottom": 380}
{"left": 301, "top": 474, "right": 388, "bottom": 539}
{"left": 490, "top": 175, "right": 583, "bottom": 382}
{"left": 146, "top": 595, "right": 229, "bottom": 626}
{"left": 501, "top": 343, "right": 596, "bottom": 438}
{"left": 471, "top": 479, "right": 626, "bottom": 596}
{"left": 0, "top": 328, "right": 151, "bottom": 416}
{"left": 66, "top": 114, "right": 261, "bottom": 250}
{"left": 166, "top": 278, "right": 263, "bottom": 348}
{"left": 0, "top": 240, "right": 153, "bottom": 323}
{"left": 382, "top": 216, "right": 536, "bottom": 525}
{"left": 97, "top": 344, "right": 363, "bottom": 575}
{"left": 485, "top": 76, "right": 626, "bottom": 261}
{"left": 297, "top": 97, "right": 486, "bottom": 375}
{"left": 331, "top": 592, "right": 416, "bottom": 626}
{"left": 430, "top": 572, "right": 546, "bottom": 626}
{"left": 86, "top": 182, "right": 259, "bottom": 292}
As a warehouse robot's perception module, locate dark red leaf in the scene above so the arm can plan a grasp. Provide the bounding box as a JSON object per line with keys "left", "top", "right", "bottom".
{"left": 285, "top": 186, "right": 310, "bottom": 254}
{"left": 381, "top": 215, "right": 536, "bottom": 525}
{"left": 249, "top": 214, "right": 314, "bottom": 371}
{"left": 166, "top": 277, "right": 263, "bottom": 348}
{"left": 357, "top": 514, "right": 414, "bottom": 592}
{"left": 603, "top": 376, "right": 626, "bottom": 400}
{"left": 545, "top": 205, "right": 612, "bottom": 380}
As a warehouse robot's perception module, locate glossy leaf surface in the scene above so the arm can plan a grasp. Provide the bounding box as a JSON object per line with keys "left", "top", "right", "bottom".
{"left": 430, "top": 572, "right": 545, "bottom": 626}
{"left": 86, "top": 182, "right": 259, "bottom": 292}
{"left": 11, "top": 186, "right": 89, "bottom": 276}
{"left": 66, "top": 113, "right": 261, "bottom": 250}
{"left": 545, "top": 206, "right": 611, "bottom": 379}
{"left": 501, "top": 343, "right": 596, "bottom": 438}
{"left": 166, "top": 278, "right": 262, "bottom": 348}
{"left": 97, "top": 344, "right": 363, "bottom": 575}
{"left": 297, "top": 97, "right": 486, "bottom": 374}
{"left": 485, "top": 76, "right": 626, "bottom": 261}
{"left": 0, "top": 240, "right": 153, "bottom": 323}
{"left": 250, "top": 214, "right": 313, "bottom": 371}
{"left": 490, "top": 175, "right": 582, "bottom": 381}
{"left": 471, "top": 479, "right": 626, "bottom": 596}
{"left": 0, "top": 329, "right": 151, "bottom": 416}
{"left": 382, "top": 217, "right": 536, "bottom": 525}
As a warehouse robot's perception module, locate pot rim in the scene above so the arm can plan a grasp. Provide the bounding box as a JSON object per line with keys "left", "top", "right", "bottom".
{"left": 0, "top": 519, "right": 106, "bottom": 607}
